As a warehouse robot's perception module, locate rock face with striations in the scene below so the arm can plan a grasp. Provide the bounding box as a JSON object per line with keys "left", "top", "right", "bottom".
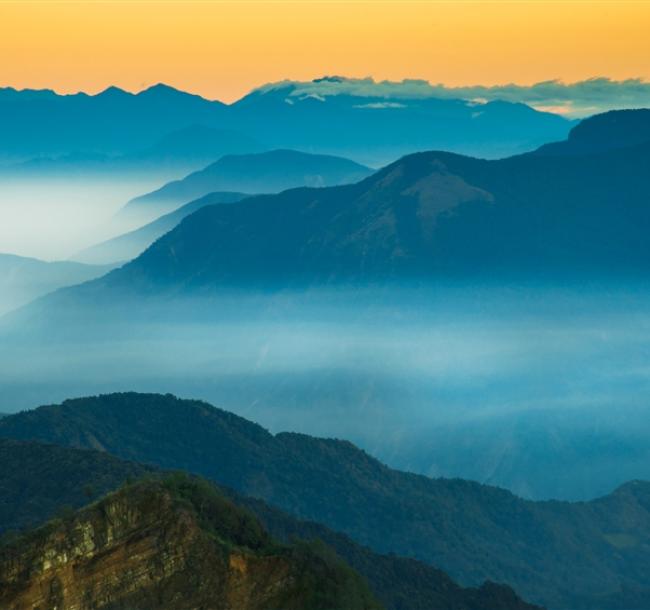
{"left": 0, "top": 476, "right": 381, "bottom": 610}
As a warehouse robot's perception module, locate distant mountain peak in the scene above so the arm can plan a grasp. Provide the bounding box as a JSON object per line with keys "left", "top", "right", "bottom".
{"left": 138, "top": 82, "right": 205, "bottom": 100}
{"left": 96, "top": 85, "right": 130, "bottom": 98}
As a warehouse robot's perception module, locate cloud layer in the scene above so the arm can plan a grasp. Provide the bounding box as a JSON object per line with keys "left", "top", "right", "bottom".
{"left": 259, "top": 76, "right": 650, "bottom": 117}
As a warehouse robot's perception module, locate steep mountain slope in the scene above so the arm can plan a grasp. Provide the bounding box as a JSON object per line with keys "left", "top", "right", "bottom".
{"left": 0, "top": 475, "right": 382, "bottom": 610}
{"left": 233, "top": 493, "right": 541, "bottom": 610}
{"left": 0, "top": 254, "right": 115, "bottom": 315}
{"left": 119, "top": 149, "right": 373, "bottom": 220}
{"left": 1, "top": 392, "right": 649, "bottom": 609}
{"left": 0, "top": 438, "right": 540, "bottom": 610}
{"left": 75, "top": 191, "right": 247, "bottom": 264}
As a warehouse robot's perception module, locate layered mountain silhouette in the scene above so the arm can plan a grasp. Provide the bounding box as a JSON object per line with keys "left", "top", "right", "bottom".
{"left": 0, "top": 254, "right": 114, "bottom": 315}
{"left": 118, "top": 149, "right": 373, "bottom": 221}
{"left": 0, "top": 84, "right": 228, "bottom": 161}
{"left": 54, "top": 108, "right": 650, "bottom": 296}
{"left": 5, "top": 108, "right": 650, "bottom": 507}
{"left": 75, "top": 191, "right": 247, "bottom": 264}
{"left": 1, "top": 392, "right": 649, "bottom": 610}
{"left": 0, "top": 78, "right": 572, "bottom": 166}
{"left": 228, "top": 77, "right": 573, "bottom": 163}
{"left": 0, "top": 437, "right": 540, "bottom": 610}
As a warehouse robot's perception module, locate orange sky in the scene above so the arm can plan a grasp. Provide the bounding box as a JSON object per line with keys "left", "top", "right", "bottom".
{"left": 1, "top": 0, "right": 650, "bottom": 102}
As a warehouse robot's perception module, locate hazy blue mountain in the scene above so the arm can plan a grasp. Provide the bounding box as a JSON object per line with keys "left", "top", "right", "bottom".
{"left": 0, "top": 436, "right": 540, "bottom": 610}
{"left": 128, "top": 124, "right": 265, "bottom": 163}
{"left": 4, "top": 109, "right": 650, "bottom": 505}
{"left": 0, "top": 124, "right": 264, "bottom": 181}
{"left": 0, "top": 253, "right": 115, "bottom": 315}
{"left": 535, "top": 108, "right": 650, "bottom": 155}
{"left": 0, "top": 84, "right": 228, "bottom": 162}
{"left": 0, "top": 78, "right": 572, "bottom": 167}
{"left": 93, "top": 114, "right": 650, "bottom": 291}
{"left": 75, "top": 191, "right": 247, "bottom": 264}
{"left": 118, "top": 149, "right": 373, "bottom": 221}
{"left": 228, "top": 77, "right": 573, "bottom": 164}
{"left": 0, "top": 392, "right": 648, "bottom": 610}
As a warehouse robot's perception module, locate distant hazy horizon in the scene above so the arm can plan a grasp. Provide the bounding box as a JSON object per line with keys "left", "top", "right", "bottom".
{"left": 2, "top": 0, "right": 650, "bottom": 108}
{"left": 2, "top": 75, "right": 650, "bottom": 119}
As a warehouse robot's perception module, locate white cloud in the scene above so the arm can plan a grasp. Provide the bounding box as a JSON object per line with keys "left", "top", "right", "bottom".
{"left": 256, "top": 76, "right": 650, "bottom": 117}
{"left": 352, "top": 102, "right": 407, "bottom": 109}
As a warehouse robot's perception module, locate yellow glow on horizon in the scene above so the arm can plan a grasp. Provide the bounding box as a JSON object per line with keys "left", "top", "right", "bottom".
{"left": 1, "top": 1, "right": 649, "bottom": 102}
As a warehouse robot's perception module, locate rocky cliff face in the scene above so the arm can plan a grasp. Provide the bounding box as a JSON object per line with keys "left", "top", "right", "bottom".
{"left": 0, "top": 477, "right": 381, "bottom": 610}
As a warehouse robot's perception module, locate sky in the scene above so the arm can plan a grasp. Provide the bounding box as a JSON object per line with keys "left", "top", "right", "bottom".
{"left": 1, "top": 0, "right": 650, "bottom": 103}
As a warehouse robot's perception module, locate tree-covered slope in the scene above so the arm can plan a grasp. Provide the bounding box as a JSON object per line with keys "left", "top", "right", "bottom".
{"left": 2, "top": 392, "right": 649, "bottom": 609}
{"left": 0, "top": 474, "right": 382, "bottom": 610}
{"left": 0, "top": 437, "right": 539, "bottom": 610}
{"left": 0, "top": 438, "right": 150, "bottom": 534}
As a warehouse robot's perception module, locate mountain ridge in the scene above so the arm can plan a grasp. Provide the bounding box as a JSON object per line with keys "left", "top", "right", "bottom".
{"left": 0, "top": 474, "right": 382, "bottom": 610}
{"left": 71, "top": 121, "right": 650, "bottom": 297}
{"left": 1, "top": 391, "right": 649, "bottom": 609}
{"left": 0, "top": 436, "right": 540, "bottom": 610}
{"left": 0, "top": 79, "right": 572, "bottom": 165}
{"left": 118, "top": 149, "right": 374, "bottom": 221}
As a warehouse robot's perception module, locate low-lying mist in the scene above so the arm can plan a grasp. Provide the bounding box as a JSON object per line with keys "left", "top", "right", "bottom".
{"left": 2, "top": 282, "right": 650, "bottom": 501}
{"left": 0, "top": 173, "right": 176, "bottom": 260}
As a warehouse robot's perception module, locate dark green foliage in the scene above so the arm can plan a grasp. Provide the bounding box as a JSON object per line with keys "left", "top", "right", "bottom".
{"left": 0, "top": 433, "right": 538, "bottom": 610}
{"left": 3, "top": 392, "right": 650, "bottom": 608}
{"left": 231, "top": 491, "right": 540, "bottom": 610}
{"left": 0, "top": 437, "right": 150, "bottom": 534}
{"left": 161, "top": 472, "right": 274, "bottom": 553}
{"left": 280, "top": 539, "right": 384, "bottom": 610}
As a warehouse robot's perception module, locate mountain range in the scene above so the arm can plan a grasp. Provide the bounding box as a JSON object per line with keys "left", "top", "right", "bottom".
{"left": 0, "top": 78, "right": 573, "bottom": 167}
{"left": 2, "top": 86, "right": 650, "bottom": 610}
{"left": 51, "top": 108, "right": 650, "bottom": 297}
{"left": 1, "top": 392, "right": 649, "bottom": 610}
{"left": 0, "top": 436, "right": 539, "bottom": 610}
{"left": 0, "top": 84, "right": 228, "bottom": 162}
{"left": 4, "top": 108, "right": 650, "bottom": 506}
